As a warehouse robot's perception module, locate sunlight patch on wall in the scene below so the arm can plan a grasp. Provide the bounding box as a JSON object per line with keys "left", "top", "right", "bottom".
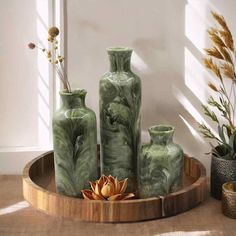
{"left": 185, "top": 0, "right": 208, "bottom": 54}
{"left": 174, "top": 88, "right": 218, "bottom": 138}
{"left": 179, "top": 114, "right": 205, "bottom": 143}
{"left": 37, "top": 0, "right": 51, "bottom": 148}
{"left": 54, "top": 0, "right": 63, "bottom": 110}
{"left": 174, "top": 88, "right": 204, "bottom": 123}
{"left": 184, "top": 47, "right": 207, "bottom": 104}
{"left": 36, "top": 0, "right": 48, "bottom": 45}
{"left": 131, "top": 51, "right": 150, "bottom": 74}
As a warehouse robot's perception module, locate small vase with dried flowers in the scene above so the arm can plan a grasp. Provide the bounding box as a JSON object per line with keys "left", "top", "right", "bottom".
{"left": 199, "top": 12, "right": 236, "bottom": 199}
{"left": 29, "top": 27, "right": 98, "bottom": 198}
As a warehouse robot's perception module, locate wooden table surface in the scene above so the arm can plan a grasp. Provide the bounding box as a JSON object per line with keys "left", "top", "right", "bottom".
{"left": 0, "top": 175, "right": 235, "bottom": 236}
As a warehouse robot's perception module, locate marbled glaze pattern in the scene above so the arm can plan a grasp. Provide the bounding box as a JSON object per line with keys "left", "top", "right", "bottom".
{"left": 100, "top": 48, "right": 141, "bottom": 192}
{"left": 53, "top": 89, "right": 98, "bottom": 197}
{"left": 138, "top": 125, "right": 183, "bottom": 198}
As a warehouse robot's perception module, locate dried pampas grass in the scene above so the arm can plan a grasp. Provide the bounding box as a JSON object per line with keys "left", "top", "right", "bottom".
{"left": 199, "top": 11, "right": 236, "bottom": 155}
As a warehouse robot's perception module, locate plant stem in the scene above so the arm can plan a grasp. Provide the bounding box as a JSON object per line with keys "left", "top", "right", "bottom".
{"left": 54, "top": 65, "right": 68, "bottom": 90}
{"left": 52, "top": 39, "right": 71, "bottom": 92}
{"left": 58, "top": 62, "right": 71, "bottom": 92}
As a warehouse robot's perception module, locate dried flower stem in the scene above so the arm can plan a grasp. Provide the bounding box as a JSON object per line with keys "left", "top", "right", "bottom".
{"left": 28, "top": 26, "right": 71, "bottom": 93}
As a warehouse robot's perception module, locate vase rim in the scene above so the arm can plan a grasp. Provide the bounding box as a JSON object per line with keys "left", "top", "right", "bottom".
{"left": 148, "top": 124, "right": 175, "bottom": 134}
{"left": 107, "top": 47, "right": 133, "bottom": 53}
{"left": 59, "top": 88, "right": 87, "bottom": 96}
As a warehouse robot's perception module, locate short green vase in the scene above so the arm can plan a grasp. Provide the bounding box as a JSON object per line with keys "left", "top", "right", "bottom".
{"left": 53, "top": 89, "right": 98, "bottom": 197}
{"left": 99, "top": 47, "right": 141, "bottom": 192}
{"left": 138, "top": 125, "right": 184, "bottom": 198}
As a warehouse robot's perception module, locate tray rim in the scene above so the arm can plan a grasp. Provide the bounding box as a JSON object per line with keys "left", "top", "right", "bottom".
{"left": 22, "top": 151, "right": 207, "bottom": 222}
{"left": 23, "top": 151, "right": 206, "bottom": 203}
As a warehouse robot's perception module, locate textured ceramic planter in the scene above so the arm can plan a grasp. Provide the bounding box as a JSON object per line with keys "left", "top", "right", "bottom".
{"left": 138, "top": 125, "right": 184, "bottom": 198}
{"left": 53, "top": 89, "right": 98, "bottom": 197}
{"left": 211, "top": 155, "right": 236, "bottom": 200}
{"left": 222, "top": 181, "right": 236, "bottom": 218}
{"left": 99, "top": 47, "right": 141, "bottom": 192}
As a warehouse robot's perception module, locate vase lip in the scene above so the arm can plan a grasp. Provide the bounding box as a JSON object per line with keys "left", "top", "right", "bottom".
{"left": 222, "top": 181, "right": 236, "bottom": 193}
{"left": 107, "top": 46, "right": 133, "bottom": 53}
{"left": 148, "top": 124, "right": 175, "bottom": 134}
{"left": 59, "top": 88, "right": 87, "bottom": 97}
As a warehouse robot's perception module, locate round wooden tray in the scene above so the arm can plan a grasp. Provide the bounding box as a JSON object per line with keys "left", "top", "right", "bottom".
{"left": 23, "top": 151, "right": 207, "bottom": 222}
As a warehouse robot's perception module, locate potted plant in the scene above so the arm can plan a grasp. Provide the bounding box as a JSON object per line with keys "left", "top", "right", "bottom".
{"left": 199, "top": 12, "right": 236, "bottom": 199}
{"left": 28, "top": 27, "right": 98, "bottom": 197}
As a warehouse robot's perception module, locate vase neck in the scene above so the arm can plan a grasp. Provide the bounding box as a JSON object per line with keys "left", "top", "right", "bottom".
{"left": 108, "top": 47, "right": 132, "bottom": 72}
{"left": 60, "top": 89, "right": 87, "bottom": 109}
{"left": 148, "top": 125, "right": 174, "bottom": 145}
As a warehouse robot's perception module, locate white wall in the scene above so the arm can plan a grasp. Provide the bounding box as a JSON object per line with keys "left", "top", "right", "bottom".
{"left": 0, "top": 0, "right": 54, "bottom": 173}
{"left": 66, "top": 0, "right": 236, "bottom": 175}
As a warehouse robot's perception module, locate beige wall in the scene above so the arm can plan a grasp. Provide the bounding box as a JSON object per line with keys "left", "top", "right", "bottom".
{"left": 67, "top": 0, "right": 236, "bottom": 175}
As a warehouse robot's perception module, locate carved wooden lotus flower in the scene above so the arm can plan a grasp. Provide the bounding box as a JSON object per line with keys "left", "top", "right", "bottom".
{"left": 81, "top": 175, "right": 135, "bottom": 201}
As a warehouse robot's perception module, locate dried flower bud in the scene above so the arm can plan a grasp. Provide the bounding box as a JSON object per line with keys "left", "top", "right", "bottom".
{"left": 211, "top": 12, "right": 234, "bottom": 51}
{"left": 54, "top": 46, "right": 58, "bottom": 50}
{"left": 204, "top": 47, "right": 223, "bottom": 60}
{"left": 47, "top": 36, "right": 54, "bottom": 42}
{"left": 54, "top": 60, "right": 58, "bottom": 64}
{"left": 203, "top": 58, "right": 222, "bottom": 81}
{"left": 208, "top": 82, "right": 219, "bottom": 92}
{"left": 28, "top": 43, "right": 36, "bottom": 49}
{"left": 48, "top": 27, "right": 59, "bottom": 38}
{"left": 222, "top": 63, "right": 234, "bottom": 80}
{"left": 47, "top": 51, "right": 52, "bottom": 58}
{"left": 58, "top": 56, "right": 64, "bottom": 62}
{"left": 204, "top": 58, "right": 213, "bottom": 69}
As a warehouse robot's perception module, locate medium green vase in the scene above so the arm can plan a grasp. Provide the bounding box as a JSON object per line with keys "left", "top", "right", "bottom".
{"left": 138, "top": 125, "right": 184, "bottom": 198}
{"left": 99, "top": 47, "right": 141, "bottom": 192}
{"left": 53, "top": 89, "right": 98, "bottom": 197}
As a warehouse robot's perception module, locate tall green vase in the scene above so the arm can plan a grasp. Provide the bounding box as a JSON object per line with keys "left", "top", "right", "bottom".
{"left": 99, "top": 47, "right": 141, "bottom": 192}
{"left": 138, "top": 125, "right": 184, "bottom": 198}
{"left": 53, "top": 89, "right": 98, "bottom": 197}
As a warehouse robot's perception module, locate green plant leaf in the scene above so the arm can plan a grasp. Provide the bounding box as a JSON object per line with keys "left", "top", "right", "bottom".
{"left": 229, "top": 132, "right": 235, "bottom": 149}
{"left": 218, "top": 125, "right": 226, "bottom": 143}
{"left": 213, "top": 144, "right": 232, "bottom": 159}
{"left": 225, "top": 125, "right": 232, "bottom": 137}
{"left": 202, "top": 105, "right": 218, "bottom": 122}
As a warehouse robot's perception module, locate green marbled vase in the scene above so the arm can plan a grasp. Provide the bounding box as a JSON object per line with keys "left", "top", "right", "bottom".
{"left": 99, "top": 47, "right": 141, "bottom": 192}
{"left": 53, "top": 89, "right": 98, "bottom": 197}
{"left": 138, "top": 125, "right": 184, "bottom": 198}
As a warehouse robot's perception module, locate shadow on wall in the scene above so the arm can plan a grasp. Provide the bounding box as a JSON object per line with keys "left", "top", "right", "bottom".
{"left": 134, "top": 0, "right": 236, "bottom": 174}
{"left": 67, "top": 0, "right": 236, "bottom": 175}
{"left": 132, "top": 0, "right": 210, "bottom": 168}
